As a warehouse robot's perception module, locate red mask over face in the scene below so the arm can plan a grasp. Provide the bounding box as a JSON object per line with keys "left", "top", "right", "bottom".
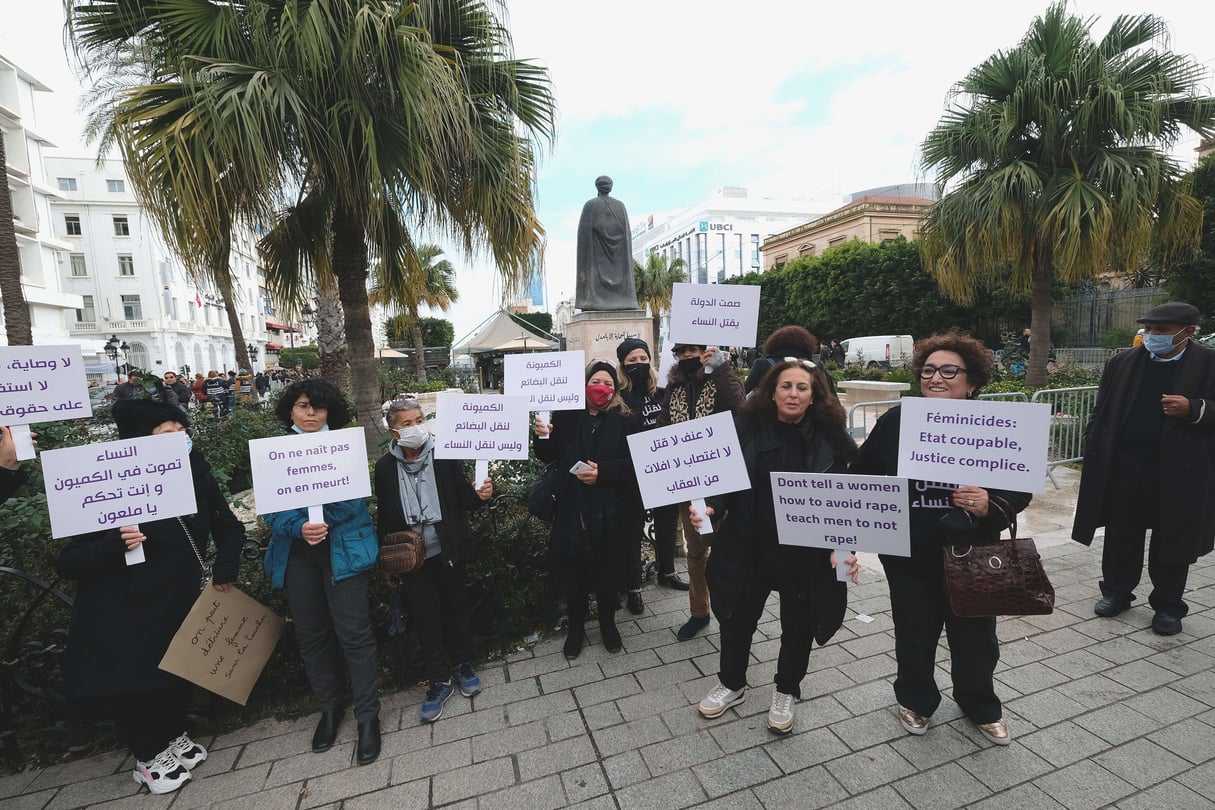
{"left": 586, "top": 383, "right": 614, "bottom": 408}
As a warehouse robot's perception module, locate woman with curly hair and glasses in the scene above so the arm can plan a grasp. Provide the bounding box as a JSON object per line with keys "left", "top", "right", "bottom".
{"left": 853, "top": 330, "right": 1031, "bottom": 746}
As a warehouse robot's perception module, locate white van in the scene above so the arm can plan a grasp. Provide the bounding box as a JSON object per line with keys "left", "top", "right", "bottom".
{"left": 841, "top": 335, "right": 914, "bottom": 369}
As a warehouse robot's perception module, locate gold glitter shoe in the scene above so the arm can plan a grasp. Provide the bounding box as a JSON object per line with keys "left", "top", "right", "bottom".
{"left": 978, "top": 718, "right": 1011, "bottom": 745}
{"left": 897, "top": 705, "right": 930, "bottom": 735}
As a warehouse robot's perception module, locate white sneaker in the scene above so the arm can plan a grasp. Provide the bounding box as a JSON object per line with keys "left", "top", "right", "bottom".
{"left": 132, "top": 749, "right": 191, "bottom": 794}
{"left": 767, "top": 691, "right": 795, "bottom": 733}
{"left": 169, "top": 732, "right": 208, "bottom": 769}
{"left": 697, "top": 682, "right": 745, "bottom": 718}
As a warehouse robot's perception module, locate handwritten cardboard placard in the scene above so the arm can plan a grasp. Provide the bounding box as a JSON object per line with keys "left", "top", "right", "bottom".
{"left": 626, "top": 411, "right": 749, "bottom": 509}
{"left": 40, "top": 432, "right": 197, "bottom": 539}
{"left": 503, "top": 350, "right": 586, "bottom": 410}
{"left": 249, "top": 427, "right": 372, "bottom": 515}
{"left": 159, "top": 586, "right": 285, "bottom": 705}
{"left": 771, "top": 472, "right": 911, "bottom": 558}
{"left": 0, "top": 344, "right": 90, "bottom": 424}
{"left": 897, "top": 397, "right": 1051, "bottom": 494}
{"left": 433, "top": 393, "right": 530, "bottom": 460}
{"left": 667, "top": 282, "right": 761, "bottom": 348}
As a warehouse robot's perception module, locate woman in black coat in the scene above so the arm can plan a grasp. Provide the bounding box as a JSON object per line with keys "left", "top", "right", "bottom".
{"left": 693, "top": 359, "right": 858, "bottom": 734}
{"left": 534, "top": 360, "right": 638, "bottom": 660}
{"left": 56, "top": 399, "right": 244, "bottom": 795}
{"left": 853, "top": 330, "right": 1031, "bottom": 746}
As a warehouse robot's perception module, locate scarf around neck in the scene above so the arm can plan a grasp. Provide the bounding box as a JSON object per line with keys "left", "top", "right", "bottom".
{"left": 391, "top": 436, "right": 442, "bottom": 526}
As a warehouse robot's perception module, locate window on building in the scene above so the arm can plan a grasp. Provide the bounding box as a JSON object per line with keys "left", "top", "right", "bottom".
{"left": 117, "top": 254, "right": 135, "bottom": 276}
{"left": 121, "top": 294, "right": 142, "bottom": 320}
{"left": 76, "top": 295, "right": 95, "bottom": 323}
{"left": 64, "top": 215, "right": 82, "bottom": 236}
{"left": 69, "top": 254, "right": 88, "bottom": 277}
{"left": 113, "top": 216, "right": 130, "bottom": 236}
{"left": 171, "top": 298, "right": 179, "bottom": 320}
{"left": 57, "top": 177, "right": 77, "bottom": 192}
{"left": 106, "top": 179, "right": 125, "bottom": 193}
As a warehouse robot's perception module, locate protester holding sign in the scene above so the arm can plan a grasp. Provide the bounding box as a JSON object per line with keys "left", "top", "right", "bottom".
{"left": 691, "top": 359, "right": 858, "bottom": 733}
{"left": 263, "top": 379, "right": 382, "bottom": 765}
{"left": 661, "top": 343, "right": 745, "bottom": 640}
{"left": 534, "top": 360, "right": 639, "bottom": 660}
{"left": 374, "top": 397, "right": 493, "bottom": 724}
{"left": 853, "top": 330, "right": 1030, "bottom": 746}
{"left": 54, "top": 400, "right": 244, "bottom": 795}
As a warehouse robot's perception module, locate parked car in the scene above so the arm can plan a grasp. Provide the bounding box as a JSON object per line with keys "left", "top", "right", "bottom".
{"left": 840, "top": 334, "right": 914, "bottom": 369}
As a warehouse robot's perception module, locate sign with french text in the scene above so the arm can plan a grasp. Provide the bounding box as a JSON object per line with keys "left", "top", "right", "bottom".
{"left": 0, "top": 344, "right": 90, "bottom": 423}
{"left": 897, "top": 397, "right": 1050, "bottom": 493}
{"left": 249, "top": 427, "right": 372, "bottom": 514}
{"left": 503, "top": 350, "right": 585, "bottom": 410}
{"left": 41, "top": 432, "right": 197, "bottom": 538}
{"left": 159, "top": 586, "right": 285, "bottom": 705}
{"left": 433, "top": 393, "right": 530, "bottom": 460}
{"left": 626, "top": 411, "right": 749, "bottom": 509}
{"left": 772, "top": 472, "right": 910, "bottom": 557}
{"left": 668, "top": 282, "right": 761, "bottom": 348}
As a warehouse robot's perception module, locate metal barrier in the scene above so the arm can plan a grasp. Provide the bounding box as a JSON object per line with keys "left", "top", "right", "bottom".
{"left": 847, "top": 399, "right": 902, "bottom": 440}
{"left": 1052, "top": 348, "right": 1116, "bottom": 371}
{"left": 1029, "top": 386, "right": 1098, "bottom": 488}
{"left": 977, "top": 391, "right": 1029, "bottom": 402}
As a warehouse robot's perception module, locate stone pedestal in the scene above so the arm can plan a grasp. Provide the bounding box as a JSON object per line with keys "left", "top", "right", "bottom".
{"left": 564, "top": 310, "right": 653, "bottom": 365}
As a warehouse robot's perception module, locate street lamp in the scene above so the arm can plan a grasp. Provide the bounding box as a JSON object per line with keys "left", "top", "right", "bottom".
{"left": 103, "top": 334, "right": 130, "bottom": 377}
{"left": 246, "top": 343, "right": 259, "bottom": 360}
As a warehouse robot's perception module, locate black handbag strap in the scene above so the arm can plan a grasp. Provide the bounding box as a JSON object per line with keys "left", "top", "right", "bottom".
{"left": 988, "top": 496, "right": 1018, "bottom": 541}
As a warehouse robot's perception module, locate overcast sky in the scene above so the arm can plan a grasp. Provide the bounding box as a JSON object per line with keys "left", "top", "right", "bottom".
{"left": 3, "top": 0, "right": 1213, "bottom": 342}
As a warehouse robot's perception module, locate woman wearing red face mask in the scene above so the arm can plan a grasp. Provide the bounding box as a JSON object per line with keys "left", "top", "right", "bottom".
{"left": 534, "top": 360, "right": 640, "bottom": 660}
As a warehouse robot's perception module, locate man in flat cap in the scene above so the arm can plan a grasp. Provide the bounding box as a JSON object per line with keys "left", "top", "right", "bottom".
{"left": 1073, "top": 301, "right": 1215, "bottom": 635}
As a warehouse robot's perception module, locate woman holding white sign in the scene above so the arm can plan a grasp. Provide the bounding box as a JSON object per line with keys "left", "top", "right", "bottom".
{"left": 692, "top": 359, "right": 859, "bottom": 734}
{"left": 853, "top": 331, "right": 1030, "bottom": 746}
{"left": 263, "top": 379, "right": 382, "bottom": 765}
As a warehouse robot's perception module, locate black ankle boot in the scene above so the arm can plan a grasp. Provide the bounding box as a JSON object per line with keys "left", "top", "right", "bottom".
{"left": 356, "top": 718, "right": 381, "bottom": 765}
{"left": 564, "top": 626, "right": 585, "bottom": 660}
{"left": 312, "top": 708, "right": 343, "bottom": 753}
{"left": 600, "top": 611, "right": 622, "bottom": 653}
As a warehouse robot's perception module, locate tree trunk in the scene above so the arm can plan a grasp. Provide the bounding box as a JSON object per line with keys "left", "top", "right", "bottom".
{"left": 409, "top": 305, "right": 428, "bottom": 385}
{"left": 1026, "top": 261, "right": 1053, "bottom": 390}
{"left": 215, "top": 266, "right": 257, "bottom": 403}
{"left": 651, "top": 311, "right": 661, "bottom": 353}
{"left": 0, "top": 136, "right": 33, "bottom": 345}
{"left": 315, "top": 275, "right": 348, "bottom": 386}
{"left": 331, "top": 206, "right": 383, "bottom": 458}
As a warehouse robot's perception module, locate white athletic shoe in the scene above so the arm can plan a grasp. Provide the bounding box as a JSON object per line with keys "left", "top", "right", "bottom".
{"left": 132, "top": 749, "right": 191, "bottom": 794}
{"left": 767, "top": 691, "right": 795, "bottom": 734}
{"left": 169, "top": 732, "right": 208, "bottom": 769}
{"left": 697, "top": 682, "right": 745, "bottom": 718}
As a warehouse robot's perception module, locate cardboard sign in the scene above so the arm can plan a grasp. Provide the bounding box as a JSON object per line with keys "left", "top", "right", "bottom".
{"left": 0, "top": 344, "right": 90, "bottom": 424}
{"left": 668, "top": 283, "right": 761, "bottom": 348}
{"left": 249, "top": 427, "right": 372, "bottom": 515}
{"left": 897, "top": 398, "right": 1051, "bottom": 494}
{"left": 503, "top": 350, "right": 586, "bottom": 410}
{"left": 433, "top": 393, "right": 529, "bottom": 460}
{"left": 626, "top": 411, "right": 749, "bottom": 509}
{"left": 40, "top": 432, "right": 197, "bottom": 538}
{"left": 159, "top": 586, "right": 285, "bottom": 706}
{"left": 771, "top": 472, "right": 911, "bottom": 557}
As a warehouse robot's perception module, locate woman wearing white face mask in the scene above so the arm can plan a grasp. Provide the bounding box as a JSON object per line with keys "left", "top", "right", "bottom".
{"left": 373, "top": 398, "right": 493, "bottom": 724}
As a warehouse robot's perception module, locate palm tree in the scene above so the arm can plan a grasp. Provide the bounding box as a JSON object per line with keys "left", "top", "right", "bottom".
{"left": 370, "top": 244, "right": 459, "bottom": 385}
{"left": 918, "top": 2, "right": 1215, "bottom": 387}
{"left": 633, "top": 253, "right": 688, "bottom": 349}
{"left": 0, "top": 135, "right": 32, "bottom": 345}
{"left": 66, "top": 0, "right": 554, "bottom": 453}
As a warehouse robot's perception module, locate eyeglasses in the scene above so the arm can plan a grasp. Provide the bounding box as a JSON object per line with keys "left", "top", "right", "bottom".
{"left": 919, "top": 364, "right": 967, "bottom": 380}
{"left": 782, "top": 357, "right": 818, "bottom": 370}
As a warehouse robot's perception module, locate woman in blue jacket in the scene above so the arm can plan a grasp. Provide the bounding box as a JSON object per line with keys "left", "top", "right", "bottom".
{"left": 264, "top": 379, "right": 381, "bottom": 765}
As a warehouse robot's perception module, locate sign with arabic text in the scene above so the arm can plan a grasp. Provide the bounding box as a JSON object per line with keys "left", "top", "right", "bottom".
{"left": 0, "top": 344, "right": 90, "bottom": 423}
{"left": 626, "top": 411, "right": 749, "bottom": 509}
{"left": 771, "top": 472, "right": 910, "bottom": 557}
{"left": 41, "top": 432, "right": 197, "bottom": 538}
{"left": 248, "top": 427, "right": 372, "bottom": 514}
{"left": 503, "top": 350, "right": 586, "bottom": 410}
{"left": 668, "top": 283, "right": 761, "bottom": 348}
{"left": 434, "top": 393, "right": 530, "bottom": 460}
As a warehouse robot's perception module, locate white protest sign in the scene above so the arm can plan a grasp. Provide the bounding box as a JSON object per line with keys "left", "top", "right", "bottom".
{"left": 668, "top": 282, "right": 761, "bottom": 348}
{"left": 772, "top": 473, "right": 911, "bottom": 560}
{"left": 249, "top": 427, "right": 372, "bottom": 516}
{"left": 626, "top": 411, "right": 749, "bottom": 509}
{"left": 897, "top": 397, "right": 1050, "bottom": 494}
{"left": 0, "top": 345, "right": 90, "bottom": 444}
{"left": 41, "top": 432, "right": 197, "bottom": 539}
{"left": 433, "top": 393, "right": 529, "bottom": 460}
{"left": 503, "top": 350, "right": 585, "bottom": 410}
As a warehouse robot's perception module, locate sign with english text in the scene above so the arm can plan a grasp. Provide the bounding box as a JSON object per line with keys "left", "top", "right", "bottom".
{"left": 0, "top": 344, "right": 90, "bottom": 424}
{"left": 248, "top": 427, "right": 372, "bottom": 514}
{"left": 626, "top": 411, "right": 749, "bottom": 509}
{"left": 897, "top": 398, "right": 1051, "bottom": 494}
{"left": 433, "top": 393, "right": 530, "bottom": 460}
{"left": 41, "top": 432, "right": 197, "bottom": 538}
{"left": 503, "top": 350, "right": 585, "bottom": 410}
{"left": 668, "top": 282, "right": 760, "bottom": 348}
{"left": 771, "top": 472, "right": 910, "bottom": 557}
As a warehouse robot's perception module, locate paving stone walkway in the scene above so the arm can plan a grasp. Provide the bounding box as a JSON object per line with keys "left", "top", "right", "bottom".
{"left": 4, "top": 469, "right": 1215, "bottom": 809}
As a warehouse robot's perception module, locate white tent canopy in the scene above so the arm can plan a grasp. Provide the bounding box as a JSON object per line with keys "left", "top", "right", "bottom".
{"left": 452, "top": 309, "right": 559, "bottom": 356}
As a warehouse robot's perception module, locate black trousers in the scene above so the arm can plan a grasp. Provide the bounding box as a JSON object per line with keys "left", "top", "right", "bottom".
{"left": 625, "top": 505, "right": 680, "bottom": 589}
{"left": 80, "top": 682, "right": 190, "bottom": 761}
{"left": 283, "top": 549, "right": 381, "bottom": 723}
{"left": 1100, "top": 461, "right": 1189, "bottom": 618}
{"left": 717, "top": 570, "right": 816, "bottom": 699}
{"left": 398, "top": 556, "right": 474, "bottom": 685}
{"left": 882, "top": 555, "right": 1002, "bottom": 724}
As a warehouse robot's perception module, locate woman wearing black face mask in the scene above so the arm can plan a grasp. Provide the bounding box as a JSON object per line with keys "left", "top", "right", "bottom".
{"left": 616, "top": 339, "right": 687, "bottom": 616}
{"left": 534, "top": 361, "right": 640, "bottom": 660}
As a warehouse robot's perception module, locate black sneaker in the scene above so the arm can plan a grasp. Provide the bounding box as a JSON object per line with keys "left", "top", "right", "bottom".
{"left": 676, "top": 615, "right": 710, "bottom": 641}
{"left": 626, "top": 590, "right": 644, "bottom": 615}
